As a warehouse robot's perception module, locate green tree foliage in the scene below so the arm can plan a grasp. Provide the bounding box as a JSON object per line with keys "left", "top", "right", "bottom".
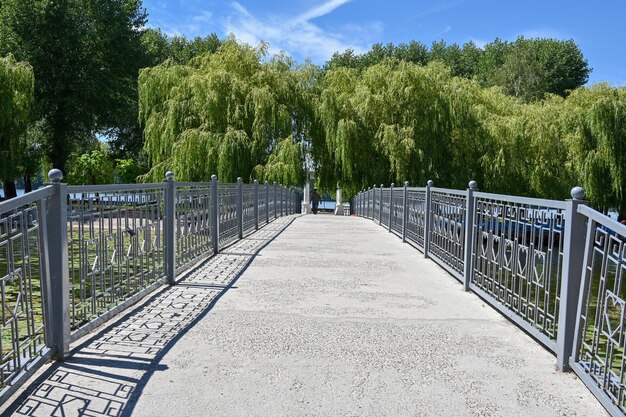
{"left": 114, "top": 158, "right": 143, "bottom": 184}
{"left": 486, "top": 37, "right": 591, "bottom": 102}
{"left": 66, "top": 145, "right": 114, "bottom": 185}
{"left": 326, "top": 37, "right": 590, "bottom": 102}
{"left": 316, "top": 57, "right": 625, "bottom": 210}
{"left": 138, "top": 39, "right": 316, "bottom": 184}
{"left": 317, "top": 61, "right": 485, "bottom": 195}
{"left": 0, "top": 0, "right": 147, "bottom": 173}
{"left": 0, "top": 55, "right": 34, "bottom": 199}
{"left": 141, "top": 29, "right": 221, "bottom": 66}
{"left": 566, "top": 85, "right": 626, "bottom": 213}
{"left": 325, "top": 41, "right": 429, "bottom": 71}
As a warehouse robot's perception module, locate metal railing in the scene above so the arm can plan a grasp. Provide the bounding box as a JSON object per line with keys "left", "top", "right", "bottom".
{"left": 571, "top": 204, "right": 626, "bottom": 416}
{"left": 354, "top": 181, "right": 626, "bottom": 417}
{"left": 0, "top": 170, "right": 300, "bottom": 403}
{"left": 67, "top": 183, "right": 167, "bottom": 334}
{"left": 0, "top": 186, "right": 55, "bottom": 396}
{"left": 175, "top": 183, "right": 212, "bottom": 270}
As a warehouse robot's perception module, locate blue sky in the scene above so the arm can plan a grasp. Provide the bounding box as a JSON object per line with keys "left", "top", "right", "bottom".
{"left": 144, "top": 0, "right": 626, "bottom": 86}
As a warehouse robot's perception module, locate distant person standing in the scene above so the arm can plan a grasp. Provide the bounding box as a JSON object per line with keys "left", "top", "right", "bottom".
{"left": 311, "top": 188, "right": 320, "bottom": 215}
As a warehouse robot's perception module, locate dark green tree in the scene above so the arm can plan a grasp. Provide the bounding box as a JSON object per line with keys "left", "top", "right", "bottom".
{"left": 479, "top": 37, "right": 590, "bottom": 102}
{"left": 0, "top": 55, "right": 34, "bottom": 199}
{"left": 0, "top": 0, "right": 147, "bottom": 173}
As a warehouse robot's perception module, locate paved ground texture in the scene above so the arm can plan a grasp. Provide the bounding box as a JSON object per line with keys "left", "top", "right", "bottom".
{"left": 3, "top": 215, "right": 609, "bottom": 417}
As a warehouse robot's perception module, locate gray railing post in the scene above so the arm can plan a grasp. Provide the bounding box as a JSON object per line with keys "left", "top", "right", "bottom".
{"left": 237, "top": 177, "right": 243, "bottom": 239}
{"left": 289, "top": 188, "right": 293, "bottom": 214}
{"left": 379, "top": 184, "right": 384, "bottom": 224}
{"left": 370, "top": 187, "right": 373, "bottom": 219}
{"left": 402, "top": 181, "right": 409, "bottom": 242}
{"left": 273, "top": 182, "right": 278, "bottom": 219}
{"left": 463, "top": 180, "right": 478, "bottom": 292}
{"left": 254, "top": 180, "right": 259, "bottom": 230}
{"left": 165, "top": 171, "right": 176, "bottom": 285}
{"left": 556, "top": 186, "right": 588, "bottom": 371}
{"left": 280, "top": 185, "right": 284, "bottom": 217}
{"left": 265, "top": 181, "right": 269, "bottom": 224}
{"left": 45, "top": 169, "right": 70, "bottom": 359}
{"left": 367, "top": 187, "right": 371, "bottom": 219}
{"left": 211, "top": 174, "right": 219, "bottom": 254}
{"left": 424, "top": 180, "right": 433, "bottom": 258}
{"left": 389, "top": 183, "right": 394, "bottom": 232}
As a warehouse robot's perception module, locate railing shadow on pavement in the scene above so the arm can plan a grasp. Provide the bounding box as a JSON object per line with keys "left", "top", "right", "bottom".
{"left": 2, "top": 216, "right": 298, "bottom": 417}
{"left": 0, "top": 169, "right": 301, "bottom": 408}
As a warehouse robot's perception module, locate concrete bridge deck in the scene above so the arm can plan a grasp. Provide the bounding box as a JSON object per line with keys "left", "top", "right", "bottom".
{"left": 2, "top": 215, "right": 608, "bottom": 416}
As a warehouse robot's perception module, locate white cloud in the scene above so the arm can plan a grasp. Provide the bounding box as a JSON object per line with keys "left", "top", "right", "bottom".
{"left": 155, "top": 9, "right": 214, "bottom": 37}
{"left": 192, "top": 11, "right": 213, "bottom": 23}
{"left": 520, "top": 28, "right": 566, "bottom": 39}
{"left": 469, "top": 38, "right": 487, "bottom": 49}
{"left": 296, "top": 0, "right": 351, "bottom": 22}
{"left": 415, "top": 1, "right": 465, "bottom": 18}
{"left": 222, "top": 1, "right": 377, "bottom": 63}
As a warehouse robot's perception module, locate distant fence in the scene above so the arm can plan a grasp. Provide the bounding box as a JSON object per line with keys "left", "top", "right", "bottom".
{"left": 0, "top": 170, "right": 300, "bottom": 403}
{"left": 354, "top": 181, "right": 626, "bottom": 417}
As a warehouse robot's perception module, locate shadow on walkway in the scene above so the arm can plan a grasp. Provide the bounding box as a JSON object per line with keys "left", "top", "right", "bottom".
{"left": 3, "top": 217, "right": 297, "bottom": 417}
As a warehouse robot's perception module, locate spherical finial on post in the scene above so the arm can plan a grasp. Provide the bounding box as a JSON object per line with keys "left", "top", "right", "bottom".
{"left": 404, "top": 181, "right": 410, "bottom": 187}
{"left": 380, "top": 184, "right": 384, "bottom": 188}
{"left": 211, "top": 174, "right": 217, "bottom": 181}
{"left": 264, "top": 180, "right": 269, "bottom": 185}
{"left": 427, "top": 180, "right": 434, "bottom": 187}
{"left": 254, "top": 179, "right": 258, "bottom": 184}
{"left": 237, "top": 177, "right": 242, "bottom": 183}
{"left": 468, "top": 180, "right": 478, "bottom": 191}
{"left": 48, "top": 169, "right": 63, "bottom": 183}
{"left": 571, "top": 186, "right": 586, "bottom": 200}
{"left": 165, "top": 171, "right": 174, "bottom": 181}
{"left": 391, "top": 183, "right": 395, "bottom": 188}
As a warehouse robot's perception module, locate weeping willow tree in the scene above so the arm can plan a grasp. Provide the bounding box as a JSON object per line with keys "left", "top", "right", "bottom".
{"left": 138, "top": 38, "right": 317, "bottom": 184}
{"left": 316, "top": 56, "right": 626, "bottom": 207}
{"left": 0, "top": 55, "right": 34, "bottom": 199}
{"left": 565, "top": 85, "right": 626, "bottom": 213}
{"left": 138, "top": 38, "right": 626, "bottom": 209}
{"left": 316, "top": 60, "right": 487, "bottom": 194}
{"left": 138, "top": 37, "right": 321, "bottom": 188}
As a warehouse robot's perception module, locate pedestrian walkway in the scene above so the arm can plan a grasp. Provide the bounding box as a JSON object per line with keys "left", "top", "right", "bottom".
{"left": 2, "top": 215, "right": 608, "bottom": 416}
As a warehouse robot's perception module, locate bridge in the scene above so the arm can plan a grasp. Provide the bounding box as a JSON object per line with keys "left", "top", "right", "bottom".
{"left": 0, "top": 171, "right": 623, "bottom": 416}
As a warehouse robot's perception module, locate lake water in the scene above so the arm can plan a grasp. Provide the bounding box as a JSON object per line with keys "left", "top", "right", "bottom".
{"left": 1, "top": 191, "right": 349, "bottom": 209}
{"left": 314, "top": 201, "right": 351, "bottom": 209}
{"left": 0, "top": 188, "right": 26, "bottom": 198}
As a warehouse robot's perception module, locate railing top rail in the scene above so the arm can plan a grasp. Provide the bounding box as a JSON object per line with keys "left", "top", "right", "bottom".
{"left": 176, "top": 182, "right": 212, "bottom": 187}
{"left": 578, "top": 204, "right": 626, "bottom": 236}
{"left": 430, "top": 187, "right": 466, "bottom": 196}
{"left": 67, "top": 183, "right": 166, "bottom": 193}
{"left": 407, "top": 187, "right": 427, "bottom": 192}
{"left": 474, "top": 191, "right": 566, "bottom": 210}
{"left": 0, "top": 186, "right": 54, "bottom": 213}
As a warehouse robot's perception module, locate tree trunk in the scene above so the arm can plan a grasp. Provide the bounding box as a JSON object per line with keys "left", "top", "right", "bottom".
{"left": 2, "top": 180, "right": 18, "bottom": 199}
{"left": 24, "top": 173, "right": 33, "bottom": 193}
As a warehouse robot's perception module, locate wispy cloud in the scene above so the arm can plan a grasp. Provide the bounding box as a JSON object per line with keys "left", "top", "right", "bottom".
{"left": 469, "top": 38, "right": 487, "bottom": 49}
{"left": 414, "top": 1, "right": 465, "bottom": 18}
{"left": 222, "top": 0, "right": 378, "bottom": 63}
{"left": 192, "top": 11, "right": 213, "bottom": 24}
{"left": 520, "top": 28, "right": 566, "bottom": 39}
{"left": 438, "top": 25, "right": 452, "bottom": 36}
{"left": 296, "top": 0, "right": 351, "bottom": 22}
{"left": 153, "top": 9, "right": 214, "bottom": 37}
